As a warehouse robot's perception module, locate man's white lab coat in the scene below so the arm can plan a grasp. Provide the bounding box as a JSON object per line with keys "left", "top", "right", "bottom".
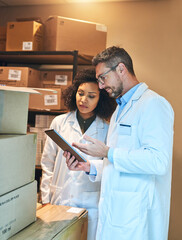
{"left": 96, "top": 83, "right": 174, "bottom": 240}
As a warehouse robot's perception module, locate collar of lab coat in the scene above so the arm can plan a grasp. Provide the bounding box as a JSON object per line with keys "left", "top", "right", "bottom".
{"left": 66, "top": 110, "right": 105, "bottom": 136}
{"left": 116, "top": 82, "right": 148, "bottom": 122}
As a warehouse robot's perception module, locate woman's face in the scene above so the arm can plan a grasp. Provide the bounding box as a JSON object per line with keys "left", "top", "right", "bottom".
{"left": 76, "top": 82, "right": 100, "bottom": 119}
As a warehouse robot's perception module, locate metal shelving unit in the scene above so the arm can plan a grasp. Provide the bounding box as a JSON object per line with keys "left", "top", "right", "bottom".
{"left": 0, "top": 50, "right": 93, "bottom": 80}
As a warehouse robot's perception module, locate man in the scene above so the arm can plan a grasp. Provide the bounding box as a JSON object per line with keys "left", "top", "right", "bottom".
{"left": 64, "top": 46, "right": 174, "bottom": 240}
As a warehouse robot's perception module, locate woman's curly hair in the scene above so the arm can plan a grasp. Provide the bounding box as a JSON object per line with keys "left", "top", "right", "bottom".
{"left": 63, "top": 68, "right": 116, "bottom": 121}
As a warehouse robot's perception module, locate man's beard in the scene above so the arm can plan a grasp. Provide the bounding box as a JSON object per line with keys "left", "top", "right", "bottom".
{"left": 109, "top": 83, "right": 123, "bottom": 98}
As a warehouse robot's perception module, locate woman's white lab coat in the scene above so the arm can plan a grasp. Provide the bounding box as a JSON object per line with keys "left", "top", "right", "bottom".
{"left": 41, "top": 111, "right": 108, "bottom": 240}
{"left": 95, "top": 83, "right": 174, "bottom": 240}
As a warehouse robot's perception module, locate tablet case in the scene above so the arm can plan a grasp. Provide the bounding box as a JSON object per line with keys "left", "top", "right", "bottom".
{"left": 45, "top": 129, "right": 86, "bottom": 162}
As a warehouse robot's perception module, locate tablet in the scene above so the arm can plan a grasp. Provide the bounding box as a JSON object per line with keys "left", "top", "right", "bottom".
{"left": 45, "top": 129, "right": 87, "bottom": 162}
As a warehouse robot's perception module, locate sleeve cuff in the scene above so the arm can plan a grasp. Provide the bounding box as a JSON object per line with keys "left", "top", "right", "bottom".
{"left": 85, "top": 163, "right": 97, "bottom": 176}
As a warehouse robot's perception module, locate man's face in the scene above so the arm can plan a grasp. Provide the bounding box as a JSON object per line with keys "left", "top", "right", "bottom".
{"left": 95, "top": 62, "right": 123, "bottom": 98}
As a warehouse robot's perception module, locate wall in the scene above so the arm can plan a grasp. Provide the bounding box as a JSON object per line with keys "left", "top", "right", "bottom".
{"left": 0, "top": 0, "right": 182, "bottom": 238}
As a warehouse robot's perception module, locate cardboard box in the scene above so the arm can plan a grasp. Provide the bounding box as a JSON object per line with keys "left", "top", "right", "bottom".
{"left": 0, "top": 67, "right": 41, "bottom": 87}
{"left": 29, "top": 127, "right": 48, "bottom": 166}
{"left": 0, "top": 41, "right": 6, "bottom": 51}
{"left": 29, "top": 88, "right": 66, "bottom": 110}
{"left": 44, "top": 16, "right": 107, "bottom": 56}
{"left": 0, "top": 86, "right": 39, "bottom": 134}
{"left": 0, "top": 181, "right": 37, "bottom": 240}
{"left": 0, "top": 134, "right": 37, "bottom": 196}
{"left": 35, "top": 114, "right": 56, "bottom": 128}
{"left": 9, "top": 205, "right": 88, "bottom": 240}
{"left": 0, "top": 26, "right": 6, "bottom": 40}
{"left": 29, "top": 114, "right": 56, "bottom": 165}
{"left": 6, "top": 21, "right": 43, "bottom": 51}
{"left": 0, "top": 26, "right": 6, "bottom": 51}
{"left": 40, "top": 70, "right": 72, "bottom": 88}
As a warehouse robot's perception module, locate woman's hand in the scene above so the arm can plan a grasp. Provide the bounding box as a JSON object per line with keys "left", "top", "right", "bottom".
{"left": 63, "top": 151, "right": 91, "bottom": 173}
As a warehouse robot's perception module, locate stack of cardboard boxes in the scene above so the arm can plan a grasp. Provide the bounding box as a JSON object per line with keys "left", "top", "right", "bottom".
{"left": 3, "top": 16, "right": 107, "bottom": 55}
{"left": 0, "top": 65, "right": 68, "bottom": 110}
{"left": 0, "top": 86, "right": 38, "bottom": 239}
{"left": 0, "top": 86, "right": 88, "bottom": 240}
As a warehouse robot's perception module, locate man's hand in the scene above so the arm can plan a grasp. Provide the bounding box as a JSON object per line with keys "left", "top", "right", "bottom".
{"left": 63, "top": 151, "right": 91, "bottom": 172}
{"left": 72, "top": 135, "right": 109, "bottom": 158}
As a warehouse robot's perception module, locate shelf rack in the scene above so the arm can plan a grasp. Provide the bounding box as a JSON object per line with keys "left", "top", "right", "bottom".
{"left": 0, "top": 50, "right": 93, "bottom": 80}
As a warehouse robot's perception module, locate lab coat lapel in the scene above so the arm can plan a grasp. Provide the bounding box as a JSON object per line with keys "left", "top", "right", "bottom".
{"left": 117, "top": 83, "right": 148, "bottom": 122}
{"left": 67, "top": 111, "right": 81, "bottom": 134}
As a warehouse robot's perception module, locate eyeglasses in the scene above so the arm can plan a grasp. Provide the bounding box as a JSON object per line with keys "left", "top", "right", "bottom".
{"left": 97, "top": 63, "right": 119, "bottom": 85}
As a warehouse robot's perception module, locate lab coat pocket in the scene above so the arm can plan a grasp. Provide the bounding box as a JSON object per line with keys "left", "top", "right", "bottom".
{"left": 110, "top": 191, "right": 141, "bottom": 228}
{"left": 118, "top": 123, "right": 132, "bottom": 135}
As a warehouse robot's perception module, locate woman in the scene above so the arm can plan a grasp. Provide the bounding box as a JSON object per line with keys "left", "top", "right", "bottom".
{"left": 40, "top": 68, "right": 116, "bottom": 240}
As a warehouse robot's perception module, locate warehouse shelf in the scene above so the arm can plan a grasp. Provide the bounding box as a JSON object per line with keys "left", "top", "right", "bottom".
{"left": 0, "top": 50, "right": 93, "bottom": 64}
{"left": 0, "top": 50, "right": 93, "bottom": 79}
